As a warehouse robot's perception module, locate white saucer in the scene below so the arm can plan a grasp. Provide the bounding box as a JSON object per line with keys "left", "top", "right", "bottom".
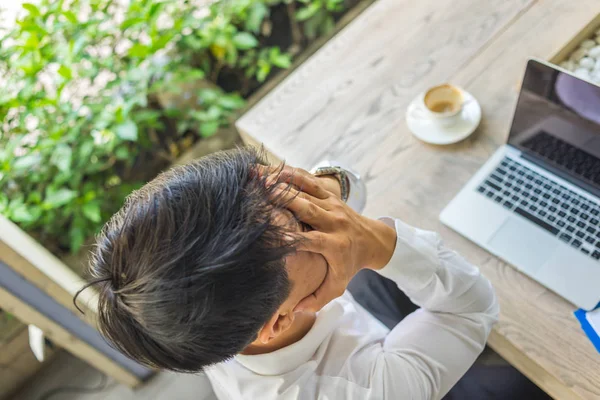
{"left": 406, "top": 89, "right": 482, "bottom": 145}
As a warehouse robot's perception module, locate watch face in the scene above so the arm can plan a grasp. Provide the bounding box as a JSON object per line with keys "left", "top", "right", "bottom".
{"left": 310, "top": 162, "right": 367, "bottom": 214}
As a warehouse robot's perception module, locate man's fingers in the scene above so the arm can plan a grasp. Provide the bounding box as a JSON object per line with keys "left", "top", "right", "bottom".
{"left": 271, "top": 184, "right": 325, "bottom": 207}
{"left": 279, "top": 167, "right": 330, "bottom": 200}
{"left": 270, "top": 185, "right": 332, "bottom": 227}
{"left": 286, "top": 193, "right": 328, "bottom": 226}
{"left": 291, "top": 231, "right": 327, "bottom": 253}
{"left": 294, "top": 294, "right": 321, "bottom": 313}
{"left": 295, "top": 276, "right": 344, "bottom": 313}
{"left": 256, "top": 164, "right": 297, "bottom": 188}
{"left": 259, "top": 164, "right": 332, "bottom": 201}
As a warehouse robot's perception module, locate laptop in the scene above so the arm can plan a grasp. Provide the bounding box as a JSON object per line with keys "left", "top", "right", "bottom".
{"left": 440, "top": 59, "right": 600, "bottom": 310}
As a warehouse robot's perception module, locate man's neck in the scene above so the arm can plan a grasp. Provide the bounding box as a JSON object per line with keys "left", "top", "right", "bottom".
{"left": 242, "top": 312, "right": 316, "bottom": 355}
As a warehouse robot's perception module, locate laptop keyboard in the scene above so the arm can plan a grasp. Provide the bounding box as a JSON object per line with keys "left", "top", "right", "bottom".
{"left": 477, "top": 156, "right": 600, "bottom": 261}
{"left": 522, "top": 131, "right": 600, "bottom": 185}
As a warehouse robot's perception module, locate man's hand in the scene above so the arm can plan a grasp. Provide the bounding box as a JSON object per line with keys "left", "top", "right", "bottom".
{"left": 259, "top": 164, "right": 341, "bottom": 199}
{"left": 314, "top": 175, "right": 342, "bottom": 199}
{"left": 274, "top": 169, "right": 397, "bottom": 312}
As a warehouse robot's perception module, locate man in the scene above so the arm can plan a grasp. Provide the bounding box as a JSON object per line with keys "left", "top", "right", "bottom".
{"left": 77, "top": 147, "right": 547, "bottom": 399}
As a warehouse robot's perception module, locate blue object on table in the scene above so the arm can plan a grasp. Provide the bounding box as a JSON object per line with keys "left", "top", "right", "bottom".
{"left": 574, "top": 304, "right": 600, "bottom": 354}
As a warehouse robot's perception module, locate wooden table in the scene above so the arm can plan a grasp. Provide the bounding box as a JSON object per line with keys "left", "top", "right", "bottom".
{"left": 237, "top": 0, "right": 600, "bottom": 398}
{"left": 0, "top": 215, "right": 153, "bottom": 391}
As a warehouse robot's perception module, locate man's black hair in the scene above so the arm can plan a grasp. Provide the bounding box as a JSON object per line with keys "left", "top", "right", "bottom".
{"left": 75, "top": 147, "right": 295, "bottom": 372}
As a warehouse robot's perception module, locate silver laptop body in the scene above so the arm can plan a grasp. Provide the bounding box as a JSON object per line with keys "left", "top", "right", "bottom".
{"left": 441, "top": 59, "right": 600, "bottom": 310}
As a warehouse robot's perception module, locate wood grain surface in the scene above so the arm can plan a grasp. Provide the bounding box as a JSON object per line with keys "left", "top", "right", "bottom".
{"left": 15, "top": 351, "right": 215, "bottom": 400}
{"left": 0, "top": 287, "right": 141, "bottom": 388}
{"left": 0, "top": 328, "right": 56, "bottom": 400}
{"left": 237, "top": 0, "right": 600, "bottom": 398}
{"left": 0, "top": 215, "right": 145, "bottom": 388}
{"left": 0, "top": 215, "right": 97, "bottom": 317}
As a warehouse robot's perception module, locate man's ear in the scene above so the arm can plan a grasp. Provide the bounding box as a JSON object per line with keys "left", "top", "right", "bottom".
{"left": 257, "top": 312, "right": 295, "bottom": 344}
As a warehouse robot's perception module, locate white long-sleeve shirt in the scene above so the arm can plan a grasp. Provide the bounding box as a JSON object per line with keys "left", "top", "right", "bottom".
{"left": 205, "top": 217, "right": 499, "bottom": 400}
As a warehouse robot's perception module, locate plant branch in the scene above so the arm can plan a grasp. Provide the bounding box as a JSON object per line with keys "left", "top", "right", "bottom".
{"left": 286, "top": 2, "right": 304, "bottom": 56}
{"left": 235, "top": 68, "right": 251, "bottom": 96}
{"left": 210, "top": 60, "right": 224, "bottom": 83}
{"left": 155, "top": 150, "right": 175, "bottom": 162}
{"left": 98, "top": 156, "right": 117, "bottom": 171}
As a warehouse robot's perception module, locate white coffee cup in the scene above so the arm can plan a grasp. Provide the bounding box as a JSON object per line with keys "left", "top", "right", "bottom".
{"left": 411, "top": 84, "right": 468, "bottom": 127}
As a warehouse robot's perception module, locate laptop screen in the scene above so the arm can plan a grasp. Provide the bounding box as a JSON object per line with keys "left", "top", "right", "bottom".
{"left": 508, "top": 60, "right": 600, "bottom": 196}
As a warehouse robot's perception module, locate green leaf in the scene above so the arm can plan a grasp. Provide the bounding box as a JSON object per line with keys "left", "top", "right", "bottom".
{"left": 152, "top": 34, "right": 173, "bottom": 51}
{"left": 218, "top": 95, "right": 245, "bottom": 110}
{"left": 63, "top": 11, "right": 78, "bottom": 24}
{"left": 44, "top": 188, "right": 77, "bottom": 209}
{"left": 191, "top": 110, "right": 210, "bottom": 122}
{"left": 0, "top": 195, "right": 9, "bottom": 213}
{"left": 270, "top": 49, "right": 292, "bottom": 68}
{"left": 69, "top": 227, "right": 85, "bottom": 253}
{"left": 129, "top": 43, "right": 150, "bottom": 58}
{"left": 213, "top": 34, "right": 228, "bottom": 49}
{"left": 148, "top": 2, "right": 164, "bottom": 19}
{"left": 246, "top": 3, "right": 269, "bottom": 33}
{"left": 322, "top": 15, "right": 336, "bottom": 34}
{"left": 115, "top": 120, "right": 138, "bottom": 141}
{"left": 16, "top": 19, "right": 46, "bottom": 35}
{"left": 78, "top": 141, "right": 94, "bottom": 160}
{"left": 134, "top": 110, "right": 161, "bottom": 123}
{"left": 121, "top": 17, "right": 145, "bottom": 31}
{"left": 115, "top": 146, "right": 130, "bottom": 160}
{"left": 232, "top": 32, "right": 259, "bottom": 50}
{"left": 176, "top": 120, "right": 191, "bottom": 135}
{"left": 303, "top": 12, "right": 323, "bottom": 39}
{"left": 13, "top": 154, "right": 40, "bottom": 171}
{"left": 326, "top": 0, "right": 345, "bottom": 11}
{"left": 165, "top": 107, "right": 182, "bottom": 118}
{"left": 10, "top": 204, "right": 37, "bottom": 223}
{"left": 82, "top": 201, "right": 101, "bottom": 223}
{"left": 22, "top": 3, "right": 41, "bottom": 17}
{"left": 70, "top": 36, "right": 87, "bottom": 56}
{"left": 257, "top": 63, "right": 271, "bottom": 82}
{"left": 185, "top": 68, "right": 206, "bottom": 81}
{"left": 198, "top": 89, "right": 220, "bottom": 104}
{"left": 200, "top": 121, "right": 220, "bottom": 137}
{"left": 24, "top": 34, "right": 40, "bottom": 49}
{"left": 58, "top": 65, "right": 72, "bottom": 80}
{"left": 206, "top": 105, "right": 222, "bottom": 120}
{"left": 50, "top": 144, "right": 72, "bottom": 172}
{"left": 296, "top": 3, "right": 321, "bottom": 21}
{"left": 27, "top": 191, "right": 42, "bottom": 204}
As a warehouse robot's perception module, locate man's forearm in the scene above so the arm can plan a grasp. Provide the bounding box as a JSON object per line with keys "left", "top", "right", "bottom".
{"left": 364, "top": 217, "right": 499, "bottom": 399}
{"left": 363, "top": 219, "right": 397, "bottom": 272}
{"left": 375, "top": 217, "right": 498, "bottom": 316}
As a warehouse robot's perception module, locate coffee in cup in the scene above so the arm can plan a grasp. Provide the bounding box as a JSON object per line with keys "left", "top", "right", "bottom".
{"left": 412, "top": 84, "right": 467, "bottom": 127}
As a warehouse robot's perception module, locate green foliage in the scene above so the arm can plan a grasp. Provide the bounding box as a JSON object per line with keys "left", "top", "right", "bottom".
{"left": 241, "top": 46, "right": 293, "bottom": 82}
{"left": 0, "top": 0, "right": 348, "bottom": 254}
{"left": 296, "top": 0, "right": 344, "bottom": 39}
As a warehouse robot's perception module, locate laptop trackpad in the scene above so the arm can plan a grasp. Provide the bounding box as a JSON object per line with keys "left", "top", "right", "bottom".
{"left": 487, "top": 218, "right": 557, "bottom": 275}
